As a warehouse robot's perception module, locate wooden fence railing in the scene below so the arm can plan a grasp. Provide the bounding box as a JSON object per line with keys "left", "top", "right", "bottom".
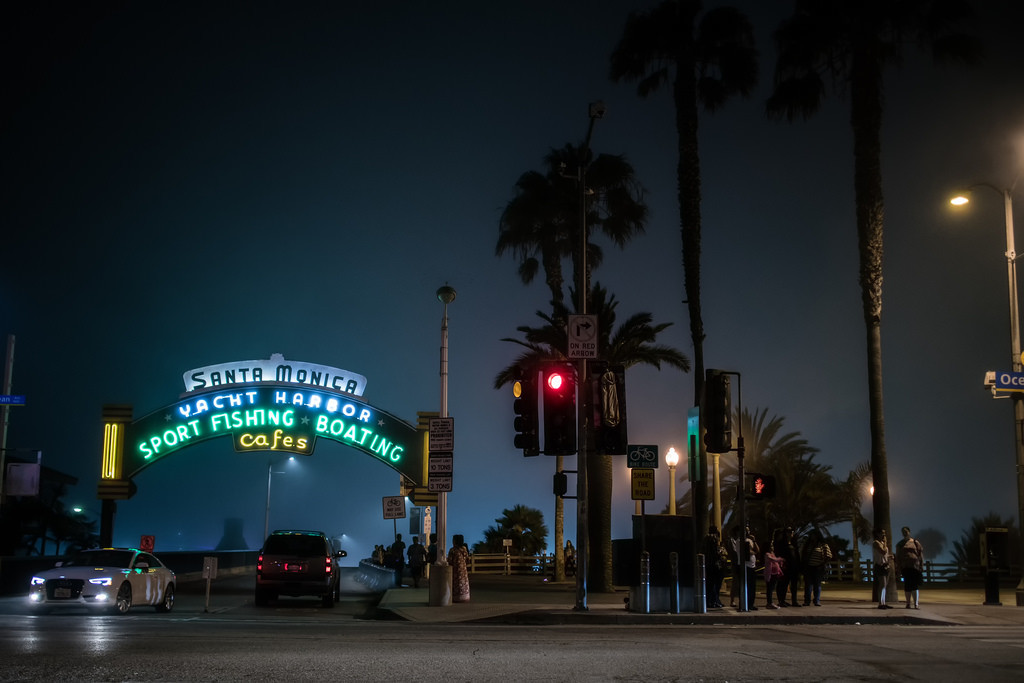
{"left": 466, "top": 553, "right": 1019, "bottom": 583}
{"left": 467, "top": 553, "right": 554, "bottom": 575}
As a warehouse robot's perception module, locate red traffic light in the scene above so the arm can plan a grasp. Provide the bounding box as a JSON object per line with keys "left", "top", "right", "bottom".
{"left": 546, "top": 372, "right": 565, "bottom": 391}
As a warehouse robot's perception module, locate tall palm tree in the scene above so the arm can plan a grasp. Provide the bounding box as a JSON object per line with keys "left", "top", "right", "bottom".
{"left": 497, "top": 144, "right": 648, "bottom": 582}
{"left": 610, "top": 0, "right": 758, "bottom": 536}
{"left": 496, "top": 284, "right": 690, "bottom": 591}
{"left": 496, "top": 144, "right": 648, "bottom": 310}
{"left": 766, "top": 0, "right": 981, "bottom": 546}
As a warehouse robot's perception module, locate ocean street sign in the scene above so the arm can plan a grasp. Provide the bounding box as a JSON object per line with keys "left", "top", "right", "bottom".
{"left": 993, "top": 370, "right": 1024, "bottom": 394}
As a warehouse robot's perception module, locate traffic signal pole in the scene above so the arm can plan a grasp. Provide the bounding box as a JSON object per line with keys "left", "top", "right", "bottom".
{"left": 573, "top": 102, "right": 604, "bottom": 612}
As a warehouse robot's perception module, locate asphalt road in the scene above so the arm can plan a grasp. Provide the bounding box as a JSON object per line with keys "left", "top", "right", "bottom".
{"left": 2, "top": 575, "right": 1023, "bottom": 681}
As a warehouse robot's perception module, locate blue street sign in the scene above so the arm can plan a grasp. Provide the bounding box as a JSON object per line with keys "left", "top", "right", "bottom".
{"left": 993, "top": 371, "right": 1024, "bottom": 393}
{"left": 0, "top": 395, "right": 26, "bottom": 405}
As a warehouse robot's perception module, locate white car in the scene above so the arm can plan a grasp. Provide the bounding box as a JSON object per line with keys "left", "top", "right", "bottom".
{"left": 29, "top": 548, "right": 176, "bottom": 614}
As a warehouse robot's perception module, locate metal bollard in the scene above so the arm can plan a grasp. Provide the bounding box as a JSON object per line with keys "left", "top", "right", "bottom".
{"left": 669, "top": 552, "right": 680, "bottom": 614}
{"left": 695, "top": 553, "right": 707, "bottom": 614}
{"left": 640, "top": 551, "right": 651, "bottom": 614}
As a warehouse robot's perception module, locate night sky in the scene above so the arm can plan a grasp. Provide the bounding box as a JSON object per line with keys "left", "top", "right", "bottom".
{"left": 2, "top": 1, "right": 1023, "bottom": 563}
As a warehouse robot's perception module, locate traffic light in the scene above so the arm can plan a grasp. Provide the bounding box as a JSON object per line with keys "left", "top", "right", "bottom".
{"left": 592, "top": 362, "right": 628, "bottom": 455}
{"left": 746, "top": 473, "right": 776, "bottom": 499}
{"left": 704, "top": 369, "right": 732, "bottom": 453}
{"left": 542, "top": 364, "right": 576, "bottom": 455}
{"left": 553, "top": 471, "right": 568, "bottom": 497}
{"left": 512, "top": 368, "right": 539, "bottom": 457}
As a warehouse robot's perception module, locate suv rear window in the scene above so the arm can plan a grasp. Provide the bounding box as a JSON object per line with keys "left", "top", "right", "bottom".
{"left": 264, "top": 534, "right": 328, "bottom": 555}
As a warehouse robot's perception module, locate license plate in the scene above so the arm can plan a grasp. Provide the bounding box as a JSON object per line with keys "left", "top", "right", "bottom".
{"left": 54, "top": 588, "right": 71, "bottom": 598}
{"left": 285, "top": 563, "right": 305, "bottom": 572}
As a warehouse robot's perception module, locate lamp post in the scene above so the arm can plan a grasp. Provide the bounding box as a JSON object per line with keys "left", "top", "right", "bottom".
{"left": 665, "top": 447, "right": 680, "bottom": 515}
{"left": 430, "top": 284, "right": 456, "bottom": 608}
{"left": 263, "top": 455, "right": 294, "bottom": 542}
{"left": 951, "top": 176, "right": 1024, "bottom": 605}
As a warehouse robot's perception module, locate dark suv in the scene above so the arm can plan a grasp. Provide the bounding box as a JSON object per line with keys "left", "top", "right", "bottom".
{"left": 255, "top": 530, "right": 346, "bottom": 607}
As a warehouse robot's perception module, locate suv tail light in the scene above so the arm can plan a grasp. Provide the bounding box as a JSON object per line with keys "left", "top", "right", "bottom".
{"left": 325, "top": 555, "right": 332, "bottom": 574}
{"left": 257, "top": 553, "right": 264, "bottom": 576}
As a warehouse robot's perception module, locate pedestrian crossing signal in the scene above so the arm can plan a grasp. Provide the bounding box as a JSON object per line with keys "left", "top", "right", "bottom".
{"left": 746, "top": 473, "right": 776, "bottom": 499}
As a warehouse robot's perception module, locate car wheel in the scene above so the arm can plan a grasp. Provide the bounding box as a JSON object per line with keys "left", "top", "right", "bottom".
{"left": 155, "top": 584, "right": 174, "bottom": 613}
{"left": 113, "top": 583, "right": 132, "bottom": 615}
{"left": 322, "top": 591, "right": 335, "bottom": 608}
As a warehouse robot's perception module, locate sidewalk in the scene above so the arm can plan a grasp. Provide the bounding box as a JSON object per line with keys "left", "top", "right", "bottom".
{"left": 376, "top": 574, "right": 1024, "bottom": 626}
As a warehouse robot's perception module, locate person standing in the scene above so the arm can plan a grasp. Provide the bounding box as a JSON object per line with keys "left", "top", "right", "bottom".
{"left": 448, "top": 533, "right": 471, "bottom": 603}
{"left": 872, "top": 528, "right": 893, "bottom": 609}
{"left": 896, "top": 526, "right": 924, "bottom": 609}
{"left": 743, "top": 527, "right": 760, "bottom": 611}
{"left": 702, "top": 526, "right": 725, "bottom": 608}
{"left": 406, "top": 536, "right": 428, "bottom": 589}
{"left": 389, "top": 534, "right": 406, "bottom": 587}
{"left": 776, "top": 527, "right": 801, "bottom": 607}
{"left": 801, "top": 531, "right": 831, "bottom": 606}
{"left": 763, "top": 538, "right": 785, "bottom": 609}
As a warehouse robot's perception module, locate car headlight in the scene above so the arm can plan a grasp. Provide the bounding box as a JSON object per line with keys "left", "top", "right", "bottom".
{"left": 30, "top": 577, "right": 45, "bottom": 586}
{"left": 89, "top": 577, "right": 113, "bottom": 586}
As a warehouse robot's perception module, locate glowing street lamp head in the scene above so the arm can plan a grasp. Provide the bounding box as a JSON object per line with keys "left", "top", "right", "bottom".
{"left": 950, "top": 194, "right": 970, "bottom": 206}
{"left": 665, "top": 447, "right": 680, "bottom": 468}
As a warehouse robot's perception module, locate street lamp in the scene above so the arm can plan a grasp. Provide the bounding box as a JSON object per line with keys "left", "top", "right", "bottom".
{"left": 950, "top": 176, "right": 1024, "bottom": 606}
{"left": 430, "top": 284, "right": 456, "bottom": 608}
{"left": 665, "top": 447, "right": 680, "bottom": 515}
{"left": 263, "top": 455, "right": 294, "bottom": 542}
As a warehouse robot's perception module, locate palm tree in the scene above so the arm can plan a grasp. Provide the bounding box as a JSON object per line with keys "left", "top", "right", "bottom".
{"left": 474, "top": 504, "right": 549, "bottom": 556}
{"left": 766, "top": 0, "right": 982, "bottom": 546}
{"left": 951, "top": 513, "right": 1019, "bottom": 576}
{"left": 496, "top": 284, "right": 690, "bottom": 591}
{"left": 496, "top": 144, "right": 648, "bottom": 310}
{"left": 497, "top": 144, "right": 648, "bottom": 582}
{"left": 610, "top": 0, "right": 758, "bottom": 536}
{"left": 684, "top": 408, "right": 850, "bottom": 547}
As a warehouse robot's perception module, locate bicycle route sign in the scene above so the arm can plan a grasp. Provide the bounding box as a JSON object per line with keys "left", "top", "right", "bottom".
{"left": 627, "top": 444, "right": 659, "bottom": 468}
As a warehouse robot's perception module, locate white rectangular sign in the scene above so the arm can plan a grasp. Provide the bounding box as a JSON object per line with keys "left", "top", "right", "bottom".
{"left": 568, "top": 314, "right": 598, "bottom": 359}
{"left": 427, "top": 475, "right": 452, "bottom": 492}
{"left": 428, "top": 455, "right": 453, "bottom": 475}
{"left": 382, "top": 495, "right": 407, "bottom": 519}
{"left": 428, "top": 416, "right": 455, "bottom": 453}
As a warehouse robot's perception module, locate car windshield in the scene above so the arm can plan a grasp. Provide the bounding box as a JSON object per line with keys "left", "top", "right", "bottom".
{"left": 264, "top": 535, "right": 326, "bottom": 555}
{"left": 64, "top": 550, "right": 135, "bottom": 568}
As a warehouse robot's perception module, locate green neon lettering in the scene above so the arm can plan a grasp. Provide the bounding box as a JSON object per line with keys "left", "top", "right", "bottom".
{"left": 356, "top": 427, "right": 372, "bottom": 445}
{"left": 315, "top": 415, "right": 328, "bottom": 431}
{"left": 283, "top": 410, "right": 294, "bottom": 427}
{"left": 343, "top": 424, "right": 359, "bottom": 441}
{"left": 246, "top": 409, "right": 264, "bottom": 426}
{"left": 389, "top": 445, "right": 403, "bottom": 462}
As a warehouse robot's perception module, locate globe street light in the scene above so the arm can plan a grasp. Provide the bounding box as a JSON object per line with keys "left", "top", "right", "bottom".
{"left": 665, "top": 447, "right": 680, "bottom": 515}
{"left": 950, "top": 176, "right": 1024, "bottom": 605}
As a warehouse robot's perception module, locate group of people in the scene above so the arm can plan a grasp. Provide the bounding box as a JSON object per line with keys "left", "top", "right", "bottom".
{"left": 872, "top": 526, "right": 925, "bottom": 609}
{"left": 703, "top": 524, "right": 925, "bottom": 610}
{"left": 371, "top": 532, "right": 471, "bottom": 601}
